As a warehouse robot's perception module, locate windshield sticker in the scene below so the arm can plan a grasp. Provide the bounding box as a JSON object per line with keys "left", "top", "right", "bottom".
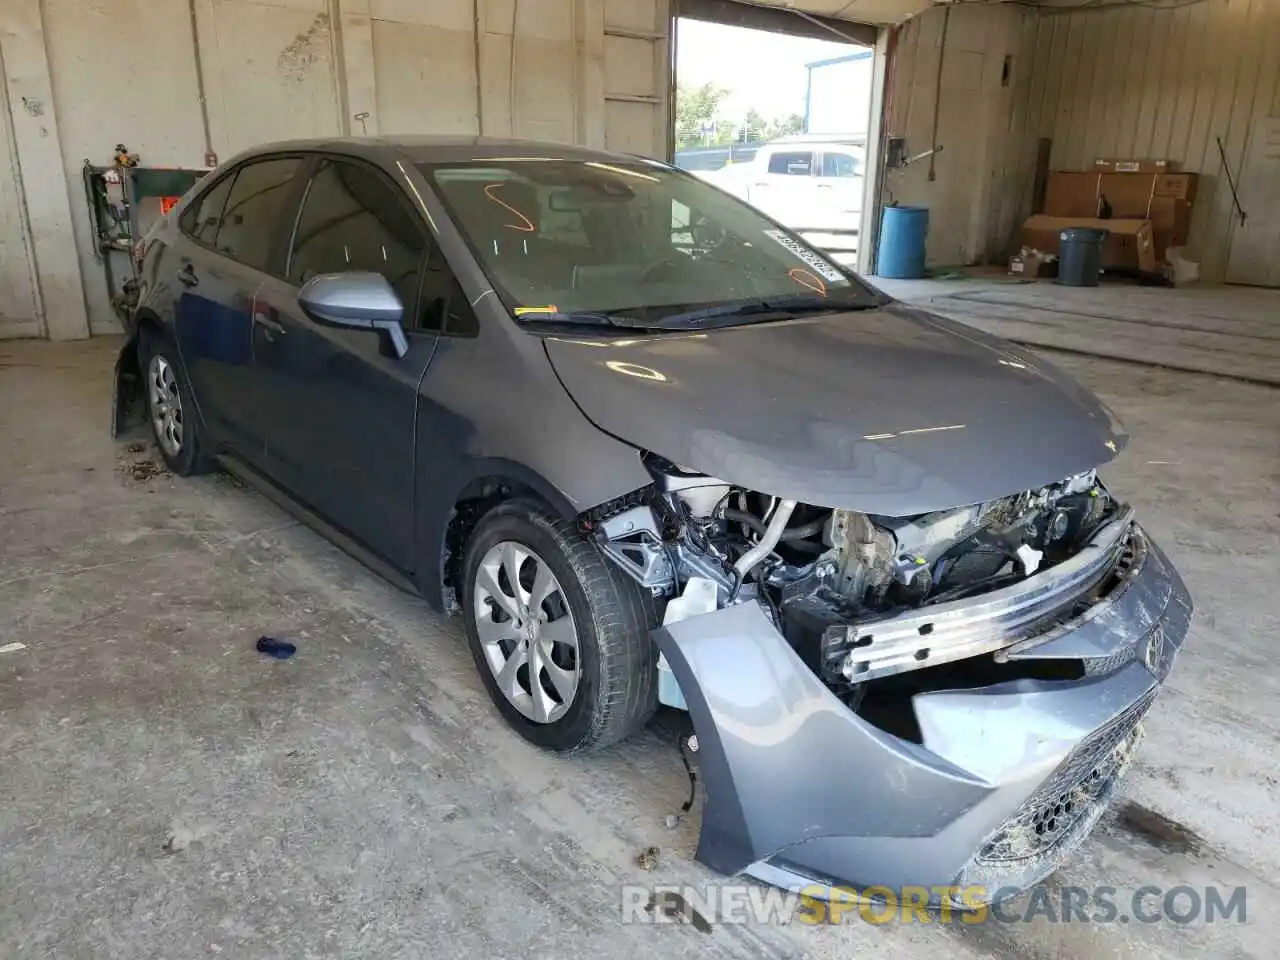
{"left": 515, "top": 305, "right": 560, "bottom": 316}
{"left": 763, "top": 230, "right": 844, "bottom": 282}
{"left": 787, "top": 267, "right": 828, "bottom": 297}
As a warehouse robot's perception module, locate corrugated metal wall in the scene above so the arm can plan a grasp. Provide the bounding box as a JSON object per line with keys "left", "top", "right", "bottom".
{"left": 885, "top": 3, "right": 1027, "bottom": 267}
{"left": 1007, "top": 0, "right": 1280, "bottom": 282}
{"left": 5, "top": 0, "right": 671, "bottom": 336}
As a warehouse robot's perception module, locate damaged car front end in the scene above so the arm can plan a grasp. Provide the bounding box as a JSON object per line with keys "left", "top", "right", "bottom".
{"left": 123, "top": 142, "right": 1191, "bottom": 908}
{"left": 587, "top": 453, "right": 1190, "bottom": 903}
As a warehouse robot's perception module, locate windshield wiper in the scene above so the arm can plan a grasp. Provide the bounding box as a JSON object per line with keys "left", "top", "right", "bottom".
{"left": 515, "top": 310, "right": 652, "bottom": 331}
{"left": 654, "top": 294, "right": 873, "bottom": 329}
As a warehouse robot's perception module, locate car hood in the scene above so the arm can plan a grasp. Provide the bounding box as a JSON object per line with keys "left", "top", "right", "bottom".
{"left": 542, "top": 303, "right": 1126, "bottom": 515}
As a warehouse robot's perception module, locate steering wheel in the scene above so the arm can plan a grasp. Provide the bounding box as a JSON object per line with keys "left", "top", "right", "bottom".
{"left": 638, "top": 254, "right": 692, "bottom": 283}
{"left": 689, "top": 215, "right": 727, "bottom": 250}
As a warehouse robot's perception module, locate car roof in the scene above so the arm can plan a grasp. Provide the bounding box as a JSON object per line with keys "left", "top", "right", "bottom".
{"left": 232, "top": 135, "right": 665, "bottom": 167}
{"left": 763, "top": 139, "right": 865, "bottom": 150}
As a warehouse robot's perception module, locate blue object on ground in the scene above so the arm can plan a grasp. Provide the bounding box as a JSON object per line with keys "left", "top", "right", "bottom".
{"left": 256, "top": 636, "right": 297, "bottom": 659}
{"left": 876, "top": 205, "right": 929, "bottom": 279}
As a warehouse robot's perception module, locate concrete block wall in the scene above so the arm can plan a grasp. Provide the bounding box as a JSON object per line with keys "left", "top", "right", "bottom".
{"left": 1, "top": 0, "right": 669, "bottom": 338}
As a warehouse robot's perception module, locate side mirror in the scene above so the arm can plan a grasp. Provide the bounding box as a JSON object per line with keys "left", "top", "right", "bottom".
{"left": 298, "top": 271, "right": 409, "bottom": 358}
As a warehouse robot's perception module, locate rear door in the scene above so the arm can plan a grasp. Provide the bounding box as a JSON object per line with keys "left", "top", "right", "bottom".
{"left": 170, "top": 156, "right": 307, "bottom": 456}
{"left": 816, "top": 149, "right": 864, "bottom": 224}
{"left": 250, "top": 156, "right": 445, "bottom": 570}
{"left": 809, "top": 148, "right": 865, "bottom": 258}
{"left": 745, "top": 149, "right": 816, "bottom": 227}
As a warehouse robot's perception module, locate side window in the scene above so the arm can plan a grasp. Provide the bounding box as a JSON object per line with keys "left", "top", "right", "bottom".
{"left": 671, "top": 199, "right": 692, "bottom": 247}
{"left": 214, "top": 157, "right": 303, "bottom": 271}
{"left": 288, "top": 160, "right": 425, "bottom": 322}
{"left": 180, "top": 172, "right": 237, "bottom": 245}
{"left": 821, "top": 152, "right": 861, "bottom": 178}
{"left": 418, "top": 248, "right": 479, "bottom": 338}
{"left": 767, "top": 151, "right": 814, "bottom": 176}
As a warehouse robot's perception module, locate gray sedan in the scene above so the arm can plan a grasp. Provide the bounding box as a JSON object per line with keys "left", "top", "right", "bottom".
{"left": 112, "top": 136, "right": 1192, "bottom": 906}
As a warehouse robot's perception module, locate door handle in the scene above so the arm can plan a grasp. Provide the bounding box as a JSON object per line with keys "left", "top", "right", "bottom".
{"left": 254, "top": 311, "right": 285, "bottom": 339}
{"left": 177, "top": 262, "right": 199, "bottom": 288}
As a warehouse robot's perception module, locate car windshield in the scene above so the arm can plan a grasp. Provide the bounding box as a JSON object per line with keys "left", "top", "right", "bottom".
{"left": 419, "top": 158, "right": 880, "bottom": 328}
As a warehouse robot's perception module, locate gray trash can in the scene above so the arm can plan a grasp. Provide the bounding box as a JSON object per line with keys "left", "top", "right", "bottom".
{"left": 1057, "top": 227, "right": 1109, "bottom": 287}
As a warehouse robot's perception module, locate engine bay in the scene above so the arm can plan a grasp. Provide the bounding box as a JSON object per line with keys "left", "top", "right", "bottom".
{"left": 588, "top": 453, "right": 1129, "bottom": 725}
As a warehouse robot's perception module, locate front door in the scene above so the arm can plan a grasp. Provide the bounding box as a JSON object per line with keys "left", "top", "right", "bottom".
{"left": 250, "top": 157, "right": 439, "bottom": 570}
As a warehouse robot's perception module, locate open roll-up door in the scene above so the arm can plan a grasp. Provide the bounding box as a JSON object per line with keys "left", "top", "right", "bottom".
{"left": 672, "top": 0, "right": 902, "bottom": 272}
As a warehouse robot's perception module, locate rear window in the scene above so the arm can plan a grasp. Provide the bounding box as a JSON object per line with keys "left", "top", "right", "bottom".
{"left": 766, "top": 151, "right": 814, "bottom": 176}
{"left": 180, "top": 173, "right": 236, "bottom": 245}
{"left": 211, "top": 157, "right": 304, "bottom": 272}
{"left": 822, "top": 152, "right": 862, "bottom": 178}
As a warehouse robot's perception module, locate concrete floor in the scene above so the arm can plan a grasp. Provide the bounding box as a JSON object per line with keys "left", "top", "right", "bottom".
{"left": 875, "top": 278, "right": 1280, "bottom": 386}
{"left": 1, "top": 332, "right": 1277, "bottom": 959}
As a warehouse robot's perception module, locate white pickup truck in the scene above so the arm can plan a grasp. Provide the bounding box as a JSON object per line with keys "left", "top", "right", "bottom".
{"left": 696, "top": 139, "right": 866, "bottom": 245}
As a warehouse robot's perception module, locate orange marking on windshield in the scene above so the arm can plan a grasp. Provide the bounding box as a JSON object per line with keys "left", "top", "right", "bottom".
{"left": 484, "top": 183, "right": 536, "bottom": 232}
{"left": 788, "top": 268, "right": 827, "bottom": 296}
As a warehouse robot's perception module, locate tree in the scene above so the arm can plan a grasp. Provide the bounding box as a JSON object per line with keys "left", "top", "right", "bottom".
{"left": 766, "top": 113, "right": 806, "bottom": 140}
{"left": 675, "top": 82, "right": 729, "bottom": 148}
{"left": 740, "top": 108, "right": 768, "bottom": 143}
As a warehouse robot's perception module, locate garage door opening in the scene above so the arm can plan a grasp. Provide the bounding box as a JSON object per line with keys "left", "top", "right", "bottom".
{"left": 672, "top": 9, "right": 875, "bottom": 266}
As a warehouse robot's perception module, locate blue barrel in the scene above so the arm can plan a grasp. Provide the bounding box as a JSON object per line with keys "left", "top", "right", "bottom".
{"left": 876, "top": 206, "right": 929, "bottom": 279}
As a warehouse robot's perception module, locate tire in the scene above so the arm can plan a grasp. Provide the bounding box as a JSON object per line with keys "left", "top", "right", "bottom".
{"left": 461, "top": 497, "right": 658, "bottom": 753}
{"left": 138, "top": 326, "right": 214, "bottom": 476}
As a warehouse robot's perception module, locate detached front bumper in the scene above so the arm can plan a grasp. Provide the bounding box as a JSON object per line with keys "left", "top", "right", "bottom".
{"left": 653, "top": 524, "right": 1191, "bottom": 903}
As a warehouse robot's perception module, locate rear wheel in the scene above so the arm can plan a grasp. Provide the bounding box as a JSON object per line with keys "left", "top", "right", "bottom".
{"left": 138, "top": 328, "right": 213, "bottom": 476}
{"left": 461, "top": 498, "right": 658, "bottom": 753}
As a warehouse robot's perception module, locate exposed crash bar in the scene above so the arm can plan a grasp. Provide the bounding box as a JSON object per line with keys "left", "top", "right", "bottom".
{"left": 837, "top": 507, "right": 1136, "bottom": 682}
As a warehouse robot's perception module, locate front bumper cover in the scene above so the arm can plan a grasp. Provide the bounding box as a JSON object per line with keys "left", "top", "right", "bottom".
{"left": 653, "top": 524, "right": 1191, "bottom": 903}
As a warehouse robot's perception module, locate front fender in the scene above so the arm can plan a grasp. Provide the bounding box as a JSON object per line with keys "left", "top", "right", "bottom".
{"left": 111, "top": 335, "right": 144, "bottom": 438}
{"left": 413, "top": 457, "right": 644, "bottom": 613}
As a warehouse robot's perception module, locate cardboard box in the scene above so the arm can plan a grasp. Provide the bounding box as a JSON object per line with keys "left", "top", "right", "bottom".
{"left": 1142, "top": 198, "right": 1192, "bottom": 261}
{"left": 1009, "top": 250, "right": 1054, "bottom": 278}
{"left": 1044, "top": 172, "right": 1102, "bottom": 217}
{"left": 1044, "top": 171, "right": 1199, "bottom": 216}
{"left": 1152, "top": 173, "right": 1198, "bottom": 203}
{"left": 1149, "top": 197, "right": 1192, "bottom": 239}
{"left": 1019, "top": 215, "right": 1158, "bottom": 274}
{"left": 1097, "top": 173, "right": 1158, "bottom": 218}
{"left": 1094, "top": 158, "right": 1179, "bottom": 173}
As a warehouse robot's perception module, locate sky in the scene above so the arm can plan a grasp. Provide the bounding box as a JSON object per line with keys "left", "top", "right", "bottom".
{"left": 675, "top": 17, "right": 862, "bottom": 123}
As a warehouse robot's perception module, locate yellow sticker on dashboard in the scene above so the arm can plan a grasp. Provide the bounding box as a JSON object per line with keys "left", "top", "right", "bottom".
{"left": 515, "top": 305, "right": 560, "bottom": 316}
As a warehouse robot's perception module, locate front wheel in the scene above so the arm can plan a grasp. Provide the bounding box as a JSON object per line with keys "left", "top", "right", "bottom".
{"left": 461, "top": 498, "right": 658, "bottom": 753}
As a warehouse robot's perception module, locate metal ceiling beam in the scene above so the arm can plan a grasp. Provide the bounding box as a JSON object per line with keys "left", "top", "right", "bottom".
{"left": 674, "top": 0, "right": 878, "bottom": 47}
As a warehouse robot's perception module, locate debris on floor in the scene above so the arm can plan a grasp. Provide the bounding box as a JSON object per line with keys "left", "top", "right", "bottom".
{"left": 645, "top": 891, "right": 712, "bottom": 933}
{"left": 161, "top": 823, "right": 214, "bottom": 855}
{"left": 635, "top": 846, "right": 660, "bottom": 870}
{"left": 256, "top": 636, "right": 297, "bottom": 659}
{"left": 128, "top": 459, "right": 166, "bottom": 482}
{"left": 1114, "top": 800, "right": 1205, "bottom": 854}
{"left": 116, "top": 440, "right": 169, "bottom": 483}
{"left": 0, "top": 642, "right": 27, "bottom": 655}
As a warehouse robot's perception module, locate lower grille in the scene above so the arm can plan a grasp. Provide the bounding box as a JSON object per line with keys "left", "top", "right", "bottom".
{"left": 976, "top": 688, "right": 1155, "bottom": 866}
